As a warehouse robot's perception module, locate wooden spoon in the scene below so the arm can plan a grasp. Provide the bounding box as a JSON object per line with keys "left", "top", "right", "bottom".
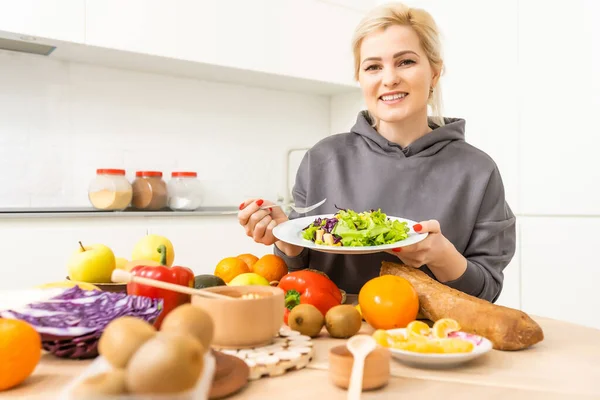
{"left": 346, "top": 334, "right": 377, "bottom": 400}
{"left": 111, "top": 269, "right": 233, "bottom": 300}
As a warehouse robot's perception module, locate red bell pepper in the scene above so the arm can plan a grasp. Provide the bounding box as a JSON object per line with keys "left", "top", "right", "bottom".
{"left": 126, "top": 245, "right": 194, "bottom": 329}
{"left": 277, "top": 270, "right": 343, "bottom": 325}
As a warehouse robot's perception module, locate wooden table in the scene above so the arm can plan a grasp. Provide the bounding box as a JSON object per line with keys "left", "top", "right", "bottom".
{"left": 3, "top": 316, "right": 599, "bottom": 399}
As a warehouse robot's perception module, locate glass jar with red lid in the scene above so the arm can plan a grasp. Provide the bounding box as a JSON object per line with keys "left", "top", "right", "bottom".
{"left": 131, "top": 171, "right": 168, "bottom": 211}
{"left": 168, "top": 171, "right": 203, "bottom": 211}
{"left": 88, "top": 169, "right": 133, "bottom": 211}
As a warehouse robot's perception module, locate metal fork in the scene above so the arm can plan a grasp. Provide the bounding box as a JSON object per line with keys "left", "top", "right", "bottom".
{"left": 259, "top": 197, "right": 327, "bottom": 214}
{"left": 220, "top": 198, "right": 326, "bottom": 215}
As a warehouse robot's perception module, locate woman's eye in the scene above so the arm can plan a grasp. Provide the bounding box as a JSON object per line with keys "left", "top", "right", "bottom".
{"left": 365, "top": 65, "right": 381, "bottom": 71}
{"left": 398, "top": 59, "right": 416, "bottom": 67}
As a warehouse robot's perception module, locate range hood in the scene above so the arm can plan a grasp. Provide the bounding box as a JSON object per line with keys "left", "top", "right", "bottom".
{"left": 0, "top": 37, "right": 55, "bottom": 56}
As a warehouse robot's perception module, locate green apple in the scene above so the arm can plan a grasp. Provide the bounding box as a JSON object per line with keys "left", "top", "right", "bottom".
{"left": 228, "top": 273, "right": 270, "bottom": 287}
{"left": 67, "top": 242, "right": 116, "bottom": 283}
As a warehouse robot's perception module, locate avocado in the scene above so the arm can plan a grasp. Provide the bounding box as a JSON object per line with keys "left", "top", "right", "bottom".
{"left": 194, "top": 274, "right": 226, "bottom": 289}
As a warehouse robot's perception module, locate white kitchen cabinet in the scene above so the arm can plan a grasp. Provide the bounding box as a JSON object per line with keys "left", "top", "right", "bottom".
{"left": 84, "top": 0, "right": 360, "bottom": 87}
{"left": 518, "top": 0, "right": 600, "bottom": 216}
{"left": 0, "top": 0, "right": 84, "bottom": 43}
{"left": 145, "top": 216, "right": 274, "bottom": 276}
{"left": 521, "top": 216, "right": 600, "bottom": 329}
{"left": 84, "top": 0, "right": 220, "bottom": 68}
{"left": 319, "top": 0, "right": 378, "bottom": 12}
{"left": 0, "top": 218, "right": 148, "bottom": 290}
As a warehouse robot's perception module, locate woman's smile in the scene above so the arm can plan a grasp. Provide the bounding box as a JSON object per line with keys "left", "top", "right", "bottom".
{"left": 379, "top": 91, "right": 409, "bottom": 105}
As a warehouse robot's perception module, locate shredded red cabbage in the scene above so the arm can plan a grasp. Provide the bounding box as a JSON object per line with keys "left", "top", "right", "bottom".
{"left": 0, "top": 287, "right": 163, "bottom": 359}
{"left": 322, "top": 218, "right": 338, "bottom": 233}
{"left": 448, "top": 331, "right": 484, "bottom": 345}
{"left": 303, "top": 217, "right": 338, "bottom": 233}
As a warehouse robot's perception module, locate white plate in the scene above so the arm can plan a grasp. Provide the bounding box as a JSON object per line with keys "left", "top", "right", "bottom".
{"left": 272, "top": 214, "right": 428, "bottom": 255}
{"left": 386, "top": 328, "right": 493, "bottom": 368}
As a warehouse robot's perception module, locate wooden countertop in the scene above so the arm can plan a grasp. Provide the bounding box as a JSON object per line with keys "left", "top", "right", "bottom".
{"left": 3, "top": 316, "right": 599, "bottom": 399}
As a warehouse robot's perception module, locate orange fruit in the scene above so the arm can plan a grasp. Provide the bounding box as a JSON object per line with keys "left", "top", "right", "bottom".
{"left": 237, "top": 254, "right": 259, "bottom": 270}
{"left": 214, "top": 257, "right": 251, "bottom": 283}
{"left": 437, "top": 338, "right": 474, "bottom": 353}
{"left": 432, "top": 318, "right": 461, "bottom": 339}
{"left": 393, "top": 340, "right": 443, "bottom": 354}
{"left": 372, "top": 329, "right": 392, "bottom": 347}
{"left": 0, "top": 319, "right": 42, "bottom": 391}
{"left": 251, "top": 254, "right": 288, "bottom": 283}
{"left": 358, "top": 275, "right": 419, "bottom": 330}
{"left": 406, "top": 320, "right": 430, "bottom": 338}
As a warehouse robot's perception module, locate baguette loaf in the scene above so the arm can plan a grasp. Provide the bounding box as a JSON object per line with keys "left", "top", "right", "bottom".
{"left": 380, "top": 261, "right": 544, "bottom": 351}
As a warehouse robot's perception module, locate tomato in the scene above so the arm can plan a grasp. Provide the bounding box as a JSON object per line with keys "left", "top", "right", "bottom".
{"left": 358, "top": 275, "right": 419, "bottom": 330}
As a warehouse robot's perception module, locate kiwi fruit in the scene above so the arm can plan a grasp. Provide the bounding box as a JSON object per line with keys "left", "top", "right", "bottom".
{"left": 126, "top": 332, "right": 205, "bottom": 394}
{"left": 325, "top": 304, "right": 362, "bottom": 339}
{"left": 160, "top": 304, "right": 214, "bottom": 351}
{"left": 288, "top": 304, "right": 324, "bottom": 337}
{"left": 98, "top": 316, "right": 157, "bottom": 369}
{"left": 71, "top": 369, "right": 127, "bottom": 398}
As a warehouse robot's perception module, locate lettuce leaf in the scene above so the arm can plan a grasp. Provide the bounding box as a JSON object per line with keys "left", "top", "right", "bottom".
{"left": 302, "top": 208, "right": 410, "bottom": 247}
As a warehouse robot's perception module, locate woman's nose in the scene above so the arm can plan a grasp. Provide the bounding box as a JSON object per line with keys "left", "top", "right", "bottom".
{"left": 382, "top": 67, "right": 400, "bottom": 87}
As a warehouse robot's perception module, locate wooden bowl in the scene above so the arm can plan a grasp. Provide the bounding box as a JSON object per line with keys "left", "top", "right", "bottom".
{"left": 191, "top": 285, "right": 285, "bottom": 349}
{"left": 328, "top": 344, "right": 391, "bottom": 391}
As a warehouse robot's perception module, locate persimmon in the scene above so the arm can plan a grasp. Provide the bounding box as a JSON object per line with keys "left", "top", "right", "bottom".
{"left": 358, "top": 275, "right": 419, "bottom": 330}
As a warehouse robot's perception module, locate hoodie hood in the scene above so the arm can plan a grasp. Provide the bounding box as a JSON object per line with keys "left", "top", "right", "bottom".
{"left": 350, "top": 110, "right": 466, "bottom": 157}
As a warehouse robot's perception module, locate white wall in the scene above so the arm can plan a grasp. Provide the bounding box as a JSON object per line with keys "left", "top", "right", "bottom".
{"left": 0, "top": 49, "right": 331, "bottom": 208}
{"left": 380, "top": 0, "right": 600, "bottom": 328}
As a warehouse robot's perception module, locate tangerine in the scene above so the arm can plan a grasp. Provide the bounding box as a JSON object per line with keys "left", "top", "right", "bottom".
{"left": 214, "top": 257, "right": 250, "bottom": 283}
{"left": 372, "top": 329, "right": 392, "bottom": 347}
{"left": 251, "top": 254, "right": 288, "bottom": 283}
{"left": 236, "top": 254, "right": 259, "bottom": 270}
{"left": 0, "top": 319, "right": 42, "bottom": 391}
{"left": 432, "top": 318, "right": 461, "bottom": 339}
{"left": 358, "top": 275, "right": 419, "bottom": 330}
{"left": 406, "top": 320, "right": 430, "bottom": 338}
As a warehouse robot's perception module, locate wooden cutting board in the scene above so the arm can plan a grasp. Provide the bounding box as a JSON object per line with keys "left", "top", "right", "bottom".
{"left": 212, "top": 326, "right": 315, "bottom": 380}
{"left": 209, "top": 350, "right": 250, "bottom": 399}
{"left": 306, "top": 318, "right": 600, "bottom": 397}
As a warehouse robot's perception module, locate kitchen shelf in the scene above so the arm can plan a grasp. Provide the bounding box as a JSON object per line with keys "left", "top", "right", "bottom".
{"left": 0, "top": 206, "right": 240, "bottom": 219}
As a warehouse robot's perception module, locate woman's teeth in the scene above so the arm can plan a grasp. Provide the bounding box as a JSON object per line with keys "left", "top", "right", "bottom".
{"left": 380, "top": 93, "right": 407, "bottom": 101}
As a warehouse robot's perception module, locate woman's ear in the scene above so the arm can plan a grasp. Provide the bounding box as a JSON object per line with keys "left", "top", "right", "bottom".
{"left": 431, "top": 63, "right": 443, "bottom": 88}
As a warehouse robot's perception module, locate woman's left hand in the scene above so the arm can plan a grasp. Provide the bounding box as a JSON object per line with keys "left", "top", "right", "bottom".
{"left": 385, "top": 220, "right": 467, "bottom": 282}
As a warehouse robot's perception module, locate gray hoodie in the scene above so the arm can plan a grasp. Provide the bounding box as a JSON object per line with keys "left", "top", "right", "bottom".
{"left": 274, "top": 111, "right": 516, "bottom": 303}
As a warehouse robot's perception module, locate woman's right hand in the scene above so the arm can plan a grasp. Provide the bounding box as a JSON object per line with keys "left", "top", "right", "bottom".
{"left": 238, "top": 198, "right": 289, "bottom": 246}
{"left": 238, "top": 198, "right": 305, "bottom": 257}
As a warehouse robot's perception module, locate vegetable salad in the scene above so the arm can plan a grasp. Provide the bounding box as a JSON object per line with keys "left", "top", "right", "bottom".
{"left": 301, "top": 208, "right": 409, "bottom": 247}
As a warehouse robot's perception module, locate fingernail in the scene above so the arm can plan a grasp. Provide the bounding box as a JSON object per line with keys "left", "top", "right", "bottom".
{"left": 239, "top": 202, "right": 245, "bottom": 210}
{"left": 413, "top": 224, "right": 422, "bottom": 232}
{"left": 256, "top": 199, "right": 264, "bottom": 206}
{"left": 392, "top": 247, "right": 402, "bottom": 252}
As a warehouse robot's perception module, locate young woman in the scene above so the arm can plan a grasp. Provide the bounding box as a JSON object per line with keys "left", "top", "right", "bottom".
{"left": 237, "top": 2, "right": 515, "bottom": 303}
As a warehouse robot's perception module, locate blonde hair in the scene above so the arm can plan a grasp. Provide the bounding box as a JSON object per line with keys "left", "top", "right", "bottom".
{"left": 352, "top": 2, "right": 445, "bottom": 127}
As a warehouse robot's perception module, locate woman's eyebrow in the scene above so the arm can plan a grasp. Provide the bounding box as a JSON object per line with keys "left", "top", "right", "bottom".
{"left": 361, "top": 50, "right": 419, "bottom": 64}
